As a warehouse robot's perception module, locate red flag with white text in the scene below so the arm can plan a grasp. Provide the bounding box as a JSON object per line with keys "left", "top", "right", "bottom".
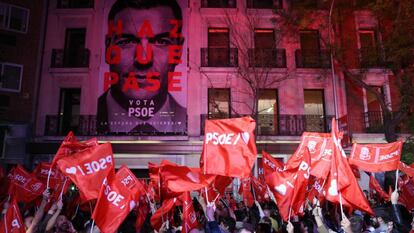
{"left": 286, "top": 132, "right": 335, "bottom": 179}
{"left": 0, "top": 198, "right": 25, "bottom": 233}
{"left": 182, "top": 192, "right": 199, "bottom": 233}
{"left": 349, "top": 141, "right": 403, "bottom": 172}
{"left": 200, "top": 117, "right": 257, "bottom": 178}
{"left": 7, "top": 165, "right": 45, "bottom": 203}
{"left": 56, "top": 143, "right": 114, "bottom": 201}
{"left": 32, "top": 162, "right": 71, "bottom": 202}
{"left": 92, "top": 166, "right": 142, "bottom": 233}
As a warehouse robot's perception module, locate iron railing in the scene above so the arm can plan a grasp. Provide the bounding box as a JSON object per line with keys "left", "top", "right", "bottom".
{"left": 200, "top": 114, "right": 334, "bottom": 135}
{"left": 57, "top": 0, "right": 94, "bottom": 8}
{"left": 248, "top": 48, "right": 286, "bottom": 68}
{"left": 295, "top": 49, "right": 331, "bottom": 68}
{"left": 51, "top": 48, "right": 90, "bottom": 68}
{"left": 201, "top": 48, "right": 238, "bottom": 67}
{"left": 201, "top": 0, "right": 237, "bottom": 8}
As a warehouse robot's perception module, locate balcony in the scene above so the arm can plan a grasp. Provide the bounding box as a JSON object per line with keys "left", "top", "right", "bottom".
{"left": 57, "top": 0, "right": 94, "bottom": 8}
{"left": 291, "top": 0, "right": 327, "bottom": 9}
{"left": 51, "top": 49, "right": 90, "bottom": 68}
{"left": 248, "top": 48, "right": 286, "bottom": 68}
{"left": 201, "top": 48, "right": 238, "bottom": 67}
{"left": 295, "top": 49, "right": 331, "bottom": 68}
{"left": 359, "top": 49, "right": 385, "bottom": 68}
{"left": 201, "top": 0, "right": 236, "bottom": 8}
{"left": 246, "top": 0, "right": 282, "bottom": 9}
{"left": 200, "top": 114, "right": 334, "bottom": 136}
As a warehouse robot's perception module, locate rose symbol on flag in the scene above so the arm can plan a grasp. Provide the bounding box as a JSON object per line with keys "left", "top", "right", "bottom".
{"left": 65, "top": 167, "right": 77, "bottom": 174}
{"left": 275, "top": 184, "right": 287, "bottom": 195}
{"left": 241, "top": 132, "right": 250, "bottom": 144}
{"left": 328, "top": 179, "right": 338, "bottom": 196}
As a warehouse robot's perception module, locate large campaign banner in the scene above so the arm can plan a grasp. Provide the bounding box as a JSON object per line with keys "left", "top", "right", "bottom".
{"left": 97, "top": 0, "right": 188, "bottom": 135}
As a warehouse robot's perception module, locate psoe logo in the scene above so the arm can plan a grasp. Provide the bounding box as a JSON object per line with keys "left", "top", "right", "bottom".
{"left": 359, "top": 147, "right": 370, "bottom": 160}
{"left": 205, "top": 132, "right": 250, "bottom": 145}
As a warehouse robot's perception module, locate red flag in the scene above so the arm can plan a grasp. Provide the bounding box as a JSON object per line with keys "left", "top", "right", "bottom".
{"left": 349, "top": 141, "right": 403, "bottom": 172}
{"left": 0, "top": 198, "right": 25, "bottom": 233}
{"left": 32, "top": 162, "right": 70, "bottom": 202}
{"left": 251, "top": 176, "right": 268, "bottom": 202}
{"left": 399, "top": 162, "right": 414, "bottom": 178}
{"left": 307, "top": 177, "right": 325, "bottom": 202}
{"left": 369, "top": 174, "right": 390, "bottom": 201}
{"left": 204, "top": 176, "right": 233, "bottom": 203}
{"left": 325, "top": 119, "right": 373, "bottom": 215}
{"left": 399, "top": 178, "right": 414, "bottom": 211}
{"left": 239, "top": 178, "right": 254, "bottom": 207}
{"left": 150, "top": 198, "right": 176, "bottom": 231}
{"left": 267, "top": 149, "right": 311, "bottom": 221}
{"left": 148, "top": 161, "right": 178, "bottom": 201}
{"left": 135, "top": 195, "right": 150, "bottom": 232}
{"left": 200, "top": 117, "right": 257, "bottom": 178}
{"left": 56, "top": 143, "right": 115, "bottom": 201}
{"left": 7, "top": 165, "right": 45, "bottom": 203}
{"left": 262, "top": 150, "right": 285, "bottom": 176}
{"left": 286, "top": 132, "right": 335, "bottom": 179}
{"left": 92, "top": 166, "right": 142, "bottom": 233}
{"left": 181, "top": 192, "right": 199, "bottom": 233}
{"left": 161, "top": 164, "right": 215, "bottom": 193}
{"left": 51, "top": 132, "right": 98, "bottom": 167}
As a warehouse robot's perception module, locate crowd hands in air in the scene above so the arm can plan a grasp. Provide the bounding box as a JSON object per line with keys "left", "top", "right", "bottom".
{"left": 1, "top": 181, "right": 414, "bottom": 233}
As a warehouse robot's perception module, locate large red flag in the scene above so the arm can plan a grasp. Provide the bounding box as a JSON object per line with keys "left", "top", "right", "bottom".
{"left": 286, "top": 132, "right": 335, "bottom": 179}
{"left": 0, "top": 198, "right": 25, "bottom": 233}
{"left": 161, "top": 163, "right": 215, "bottom": 193}
{"left": 349, "top": 141, "right": 403, "bottom": 172}
{"left": 7, "top": 165, "right": 45, "bottom": 203}
{"left": 267, "top": 149, "right": 311, "bottom": 221}
{"left": 181, "top": 192, "right": 199, "bottom": 233}
{"left": 369, "top": 174, "right": 390, "bottom": 201}
{"left": 200, "top": 117, "right": 257, "bottom": 178}
{"left": 56, "top": 143, "right": 115, "bottom": 201}
{"left": 92, "top": 166, "right": 142, "bottom": 233}
{"left": 150, "top": 198, "right": 177, "bottom": 231}
{"left": 51, "top": 132, "right": 98, "bottom": 167}
{"left": 325, "top": 119, "right": 373, "bottom": 215}
{"left": 399, "top": 162, "right": 414, "bottom": 178}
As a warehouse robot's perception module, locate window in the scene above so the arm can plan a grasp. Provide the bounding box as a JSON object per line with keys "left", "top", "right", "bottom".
{"left": 359, "top": 30, "right": 381, "bottom": 67}
{"left": 201, "top": 0, "right": 236, "bottom": 8}
{"left": 0, "top": 3, "right": 29, "bottom": 33}
{"left": 257, "top": 89, "right": 278, "bottom": 135}
{"left": 255, "top": 29, "right": 275, "bottom": 49}
{"left": 52, "top": 28, "right": 89, "bottom": 68}
{"left": 208, "top": 88, "right": 230, "bottom": 119}
{"left": 296, "top": 30, "right": 326, "bottom": 68}
{"left": 0, "top": 63, "right": 23, "bottom": 92}
{"left": 58, "top": 88, "right": 81, "bottom": 135}
{"left": 247, "top": 0, "right": 281, "bottom": 9}
{"left": 208, "top": 28, "right": 230, "bottom": 67}
{"left": 304, "top": 90, "right": 326, "bottom": 132}
{"left": 57, "top": 0, "right": 94, "bottom": 8}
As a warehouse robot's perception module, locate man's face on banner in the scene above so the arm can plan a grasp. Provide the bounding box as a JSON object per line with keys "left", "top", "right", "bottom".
{"left": 109, "top": 6, "right": 178, "bottom": 100}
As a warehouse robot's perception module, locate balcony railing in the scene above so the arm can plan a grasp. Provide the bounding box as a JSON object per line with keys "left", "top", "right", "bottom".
{"left": 291, "top": 0, "right": 327, "bottom": 9}
{"left": 359, "top": 49, "right": 385, "bottom": 68}
{"left": 200, "top": 114, "right": 334, "bottom": 136}
{"left": 51, "top": 48, "right": 90, "bottom": 68}
{"left": 201, "top": 48, "right": 238, "bottom": 67}
{"left": 201, "top": 0, "right": 236, "bottom": 8}
{"left": 57, "top": 0, "right": 94, "bottom": 8}
{"left": 246, "top": 0, "right": 282, "bottom": 9}
{"left": 363, "top": 111, "right": 385, "bottom": 133}
{"left": 295, "top": 49, "right": 331, "bottom": 68}
{"left": 248, "top": 48, "right": 286, "bottom": 68}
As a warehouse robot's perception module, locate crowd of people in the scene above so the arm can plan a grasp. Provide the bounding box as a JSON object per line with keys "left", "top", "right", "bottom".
{"left": 1, "top": 177, "right": 413, "bottom": 233}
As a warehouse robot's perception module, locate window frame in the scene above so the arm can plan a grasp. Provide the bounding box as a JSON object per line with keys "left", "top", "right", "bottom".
{"left": 0, "top": 62, "right": 23, "bottom": 93}
{"left": 208, "top": 88, "right": 231, "bottom": 118}
{"left": 0, "top": 3, "right": 30, "bottom": 34}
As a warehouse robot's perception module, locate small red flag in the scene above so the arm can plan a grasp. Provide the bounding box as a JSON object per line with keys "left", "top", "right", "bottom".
{"left": 150, "top": 198, "right": 177, "bottom": 231}
{"left": 399, "top": 178, "right": 414, "bottom": 211}
{"left": 399, "top": 162, "right": 414, "bottom": 178}
{"left": 349, "top": 141, "right": 403, "bottom": 172}
{"left": 0, "top": 198, "right": 25, "bottom": 233}
{"left": 200, "top": 117, "right": 257, "bottom": 178}
{"left": 161, "top": 164, "right": 215, "bottom": 193}
{"left": 182, "top": 192, "right": 199, "bottom": 233}
{"left": 7, "top": 165, "right": 45, "bottom": 203}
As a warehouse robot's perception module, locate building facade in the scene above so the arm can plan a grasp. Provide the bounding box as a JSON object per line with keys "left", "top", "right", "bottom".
{"left": 21, "top": 0, "right": 405, "bottom": 177}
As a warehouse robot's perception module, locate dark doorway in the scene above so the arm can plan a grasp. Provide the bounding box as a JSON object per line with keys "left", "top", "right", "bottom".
{"left": 58, "top": 88, "right": 81, "bottom": 135}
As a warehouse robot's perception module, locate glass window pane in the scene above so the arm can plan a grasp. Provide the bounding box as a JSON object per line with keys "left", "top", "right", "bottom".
{"left": 255, "top": 29, "right": 274, "bottom": 49}
{"left": 0, "top": 4, "right": 8, "bottom": 28}
{"left": 2, "top": 64, "right": 21, "bottom": 90}
{"left": 304, "top": 90, "right": 324, "bottom": 115}
{"left": 208, "top": 89, "right": 230, "bottom": 118}
{"left": 257, "top": 89, "right": 278, "bottom": 135}
{"left": 10, "top": 7, "right": 28, "bottom": 32}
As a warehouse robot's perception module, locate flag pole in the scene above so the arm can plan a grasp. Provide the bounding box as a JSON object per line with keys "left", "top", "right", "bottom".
{"left": 251, "top": 180, "right": 257, "bottom": 201}
{"left": 339, "top": 192, "right": 345, "bottom": 220}
{"left": 59, "top": 178, "right": 68, "bottom": 200}
{"left": 395, "top": 169, "right": 399, "bottom": 191}
{"left": 204, "top": 187, "right": 210, "bottom": 205}
{"left": 46, "top": 168, "right": 52, "bottom": 189}
{"left": 288, "top": 207, "right": 292, "bottom": 222}
{"left": 89, "top": 220, "right": 94, "bottom": 233}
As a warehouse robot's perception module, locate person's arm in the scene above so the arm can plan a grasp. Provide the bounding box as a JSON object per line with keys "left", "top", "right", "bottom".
{"left": 312, "top": 205, "right": 329, "bottom": 233}
{"left": 390, "top": 190, "right": 411, "bottom": 233}
{"left": 341, "top": 215, "right": 352, "bottom": 233}
{"left": 45, "top": 199, "right": 63, "bottom": 231}
{"left": 205, "top": 202, "right": 222, "bottom": 233}
{"left": 26, "top": 189, "right": 50, "bottom": 233}
{"left": 287, "top": 221, "right": 294, "bottom": 233}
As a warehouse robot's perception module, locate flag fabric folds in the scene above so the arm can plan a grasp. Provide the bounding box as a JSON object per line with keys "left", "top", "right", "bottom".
{"left": 7, "top": 165, "right": 45, "bottom": 203}
{"left": 181, "top": 192, "right": 199, "bottom": 233}
{"left": 349, "top": 141, "right": 403, "bottom": 172}
{"left": 0, "top": 198, "right": 25, "bottom": 233}
{"left": 200, "top": 117, "right": 257, "bottom": 178}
